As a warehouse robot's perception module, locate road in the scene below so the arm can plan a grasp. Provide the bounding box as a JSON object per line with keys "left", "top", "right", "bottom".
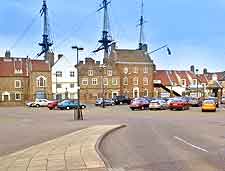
{"left": 0, "top": 105, "right": 224, "bottom": 171}
{"left": 100, "top": 107, "right": 225, "bottom": 171}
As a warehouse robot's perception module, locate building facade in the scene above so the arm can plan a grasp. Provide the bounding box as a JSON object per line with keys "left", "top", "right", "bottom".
{"left": 79, "top": 43, "right": 155, "bottom": 103}
{"left": 52, "top": 55, "right": 78, "bottom": 100}
{"left": 0, "top": 53, "right": 52, "bottom": 106}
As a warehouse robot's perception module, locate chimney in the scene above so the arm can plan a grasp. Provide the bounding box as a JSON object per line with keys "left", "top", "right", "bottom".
{"left": 190, "top": 65, "right": 195, "bottom": 73}
{"left": 5, "top": 50, "right": 11, "bottom": 58}
{"left": 79, "top": 61, "right": 84, "bottom": 64}
{"left": 203, "top": 68, "right": 207, "bottom": 74}
{"left": 46, "top": 52, "right": 55, "bottom": 68}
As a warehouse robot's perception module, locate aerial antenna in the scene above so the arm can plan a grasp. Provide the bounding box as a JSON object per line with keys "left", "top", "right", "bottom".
{"left": 138, "top": 0, "right": 145, "bottom": 50}
{"left": 38, "top": 0, "right": 53, "bottom": 59}
{"left": 93, "top": 0, "right": 114, "bottom": 61}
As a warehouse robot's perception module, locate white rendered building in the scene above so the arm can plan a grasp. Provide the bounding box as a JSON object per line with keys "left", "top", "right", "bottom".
{"left": 52, "top": 56, "right": 78, "bottom": 100}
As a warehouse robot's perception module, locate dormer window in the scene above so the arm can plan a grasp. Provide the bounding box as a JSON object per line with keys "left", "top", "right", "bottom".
{"left": 193, "top": 79, "right": 197, "bottom": 85}
{"left": 181, "top": 79, "right": 186, "bottom": 86}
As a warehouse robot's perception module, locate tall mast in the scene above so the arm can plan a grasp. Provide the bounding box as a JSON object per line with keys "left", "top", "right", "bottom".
{"left": 94, "top": 0, "right": 113, "bottom": 61}
{"left": 38, "top": 0, "right": 53, "bottom": 59}
{"left": 138, "top": 0, "right": 145, "bottom": 50}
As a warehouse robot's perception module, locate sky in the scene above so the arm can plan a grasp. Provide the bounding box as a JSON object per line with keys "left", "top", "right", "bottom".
{"left": 0, "top": 0, "right": 225, "bottom": 72}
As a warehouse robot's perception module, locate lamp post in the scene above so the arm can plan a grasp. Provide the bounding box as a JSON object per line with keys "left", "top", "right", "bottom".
{"left": 196, "top": 69, "right": 199, "bottom": 98}
{"left": 99, "top": 64, "right": 106, "bottom": 108}
{"left": 72, "top": 46, "right": 84, "bottom": 120}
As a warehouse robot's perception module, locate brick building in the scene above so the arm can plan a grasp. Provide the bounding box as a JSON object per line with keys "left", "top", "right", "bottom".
{"left": 0, "top": 52, "right": 52, "bottom": 106}
{"left": 79, "top": 43, "right": 155, "bottom": 103}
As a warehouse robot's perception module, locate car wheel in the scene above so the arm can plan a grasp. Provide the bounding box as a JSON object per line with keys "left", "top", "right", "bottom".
{"left": 131, "top": 108, "right": 134, "bottom": 111}
{"left": 36, "top": 104, "right": 40, "bottom": 108}
{"left": 66, "top": 106, "right": 70, "bottom": 110}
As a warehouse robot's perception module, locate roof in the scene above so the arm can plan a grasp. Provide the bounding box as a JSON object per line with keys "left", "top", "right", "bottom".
{"left": 111, "top": 49, "right": 153, "bottom": 63}
{"left": 31, "top": 60, "right": 50, "bottom": 72}
{"left": 0, "top": 57, "right": 50, "bottom": 77}
{"left": 154, "top": 70, "right": 171, "bottom": 85}
{"left": 175, "top": 71, "right": 191, "bottom": 86}
{"left": 206, "top": 72, "right": 225, "bottom": 81}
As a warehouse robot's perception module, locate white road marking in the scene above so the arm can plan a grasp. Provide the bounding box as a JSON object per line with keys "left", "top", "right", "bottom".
{"left": 174, "top": 136, "right": 209, "bottom": 153}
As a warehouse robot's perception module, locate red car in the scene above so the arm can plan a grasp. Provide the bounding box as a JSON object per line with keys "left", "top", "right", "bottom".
{"left": 129, "top": 98, "right": 149, "bottom": 111}
{"left": 169, "top": 99, "right": 190, "bottom": 110}
{"left": 48, "top": 100, "right": 58, "bottom": 110}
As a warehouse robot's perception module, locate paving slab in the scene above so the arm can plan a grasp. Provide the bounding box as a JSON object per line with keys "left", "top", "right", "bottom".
{"left": 0, "top": 125, "right": 124, "bottom": 171}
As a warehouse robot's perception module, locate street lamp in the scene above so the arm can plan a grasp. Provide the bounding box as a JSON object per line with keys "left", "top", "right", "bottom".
{"left": 72, "top": 46, "right": 84, "bottom": 120}
{"left": 196, "top": 69, "right": 199, "bottom": 98}
{"left": 99, "top": 64, "right": 107, "bottom": 108}
{"left": 149, "top": 44, "right": 172, "bottom": 55}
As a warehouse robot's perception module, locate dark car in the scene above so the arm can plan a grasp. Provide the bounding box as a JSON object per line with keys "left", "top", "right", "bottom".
{"left": 129, "top": 98, "right": 149, "bottom": 110}
{"left": 57, "top": 100, "right": 86, "bottom": 110}
{"left": 169, "top": 99, "right": 190, "bottom": 110}
{"left": 112, "top": 96, "right": 131, "bottom": 105}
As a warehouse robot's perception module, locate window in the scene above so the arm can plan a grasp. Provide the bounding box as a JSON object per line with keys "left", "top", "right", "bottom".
{"left": 143, "top": 77, "right": 148, "bottom": 85}
{"left": 143, "top": 89, "right": 148, "bottom": 97}
{"left": 133, "top": 66, "right": 138, "bottom": 73}
{"left": 70, "top": 83, "right": 75, "bottom": 88}
{"left": 112, "top": 78, "right": 118, "bottom": 85}
{"left": 15, "top": 93, "right": 21, "bottom": 101}
{"left": 56, "top": 71, "right": 62, "bottom": 77}
{"left": 193, "top": 79, "right": 197, "bottom": 85}
{"left": 82, "top": 79, "right": 88, "bottom": 85}
{"left": 124, "top": 67, "right": 128, "bottom": 74}
{"left": 15, "top": 80, "right": 21, "bottom": 88}
{"left": 56, "top": 83, "right": 62, "bottom": 88}
{"left": 70, "top": 71, "right": 75, "bottom": 77}
{"left": 88, "top": 70, "right": 93, "bottom": 76}
{"left": 92, "top": 78, "right": 98, "bottom": 85}
{"left": 133, "top": 77, "right": 138, "bottom": 85}
{"left": 107, "top": 70, "right": 112, "bottom": 76}
{"left": 144, "top": 66, "right": 148, "bottom": 73}
{"left": 103, "top": 78, "right": 108, "bottom": 85}
{"left": 123, "top": 77, "right": 128, "bottom": 85}
{"left": 37, "top": 76, "right": 46, "bottom": 88}
{"left": 181, "top": 79, "right": 186, "bottom": 86}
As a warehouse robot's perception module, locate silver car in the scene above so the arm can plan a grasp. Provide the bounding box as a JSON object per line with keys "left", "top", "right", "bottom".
{"left": 149, "top": 99, "right": 168, "bottom": 110}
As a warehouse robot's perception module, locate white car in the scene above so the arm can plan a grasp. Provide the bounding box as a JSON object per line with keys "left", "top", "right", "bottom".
{"left": 27, "top": 99, "right": 51, "bottom": 107}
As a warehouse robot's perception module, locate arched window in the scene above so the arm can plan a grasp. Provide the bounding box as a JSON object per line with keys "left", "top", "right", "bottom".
{"left": 37, "top": 76, "right": 47, "bottom": 88}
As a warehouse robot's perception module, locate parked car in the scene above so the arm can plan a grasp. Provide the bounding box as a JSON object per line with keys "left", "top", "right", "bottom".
{"left": 149, "top": 99, "right": 168, "bottom": 110}
{"left": 129, "top": 98, "right": 149, "bottom": 110}
{"left": 202, "top": 100, "right": 216, "bottom": 112}
{"left": 206, "top": 97, "right": 219, "bottom": 107}
{"left": 57, "top": 100, "right": 86, "bottom": 110}
{"left": 169, "top": 99, "right": 190, "bottom": 110}
{"left": 26, "top": 99, "right": 51, "bottom": 107}
{"left": 221, "top": 97, "right": 225, "bottom": 104}
{"left": 48, "top": 100, "right": 59, "bottom": 110}
{"left": 95, "top": 98, "right": 115, "bottom": 106}
{"left": 189, "top": 97, "right": 202, "bottom": 107}
{"left": 112, "top": 96, "right": 131, "bottom": 105}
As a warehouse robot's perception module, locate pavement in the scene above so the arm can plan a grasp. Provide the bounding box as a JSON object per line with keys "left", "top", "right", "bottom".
{"left": 0, "top": 125, "right": 124, "bottom": 171}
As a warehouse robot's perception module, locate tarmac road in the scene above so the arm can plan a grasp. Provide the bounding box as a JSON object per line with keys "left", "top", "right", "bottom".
{"left": 100, "top": 107, "right": 225, "bottom": 171}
